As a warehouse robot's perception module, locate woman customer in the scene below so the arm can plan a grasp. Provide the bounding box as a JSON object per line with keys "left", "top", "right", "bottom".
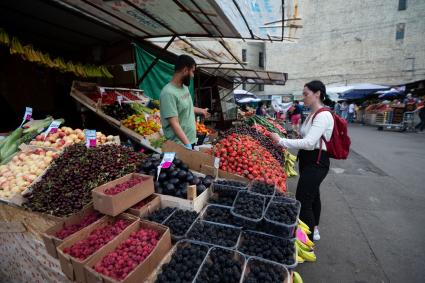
{"left": 271, "top": 80, "right": 334, "bottom": 241}
{"left": 291, "top": 101, "right": 303, "bottom": 135}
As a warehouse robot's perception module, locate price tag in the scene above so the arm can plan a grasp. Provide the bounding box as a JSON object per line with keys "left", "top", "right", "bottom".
{"left": 160, "top": 152, "right": 176, "bottom": 169}
{"left": 43, "top": 120, "right": 62, "bottom": 140}
{"left": 117, "top": 95, "right": 123, "bottom": 106}
{"left": 20, "top": 107, "right": 33, "bottom": 127}
{"left": 156, "top": 152, "right": 176, "bottom": 181}
{"left": 214, "top": 157, "right": 220, "bottom": 169}
{"left": 99, "top": 87, "right": 106, "bottom": 96}
{"left": 84, "top": 129, "right": 97, "bottom": 148}
{"left": 296, "top": 228, "right": 308, "bottom": 244}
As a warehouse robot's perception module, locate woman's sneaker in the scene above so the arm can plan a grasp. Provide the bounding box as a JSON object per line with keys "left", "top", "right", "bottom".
{"left": 313, "top": 227, "right": 321, "bottom": 241}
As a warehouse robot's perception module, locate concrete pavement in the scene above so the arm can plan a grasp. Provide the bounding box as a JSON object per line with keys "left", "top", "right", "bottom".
{"left": 287, "top": 124, "right": 425, "bottom": 283}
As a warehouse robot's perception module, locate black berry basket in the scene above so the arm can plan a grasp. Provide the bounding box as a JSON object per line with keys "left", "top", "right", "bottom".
{"left": 211, "top": 179, "right": 248, "bottom": 198}
{"left": 194, "top": 246, "right": 246, "bottom": 283}
{"left": 150, "top": 239, "right": 210, "bottom": 283}
{"left": 237, "top": 230, "right": 297, "bottom": 269}
{"left": 199, "top": 204, "right": 241, "bottom": 228}
{"left": 231, "top": 190, "right": 266, "bottom": 230}
{"left": 263, "top": 196, "right": 301, "bottom": 238}
{"left": 163, "top": 208, "right": 199, "bottom": 242}
{"left": 207, "top": 192, "right": 237, "bottom": 207}
{"left": 241, "top": 257, "right": 290, "bottom": 283}
{"left": 186, "top": 220, "right": 242, "bottom": 249}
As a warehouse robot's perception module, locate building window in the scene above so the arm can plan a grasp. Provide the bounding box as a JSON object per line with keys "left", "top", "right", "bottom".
{"left": 259, "top": 52, "right": 264, "bottom": 67}
{"left": 398, "top": 0, "right": 407, "bottom": 11}
{"left": 396, "top": 23, "right": 405, "bottom": 40}
{"left": 258, "top": 84, "right": 264, "bottom": 91}
{"left": 242, "top": 49, "right": 247, "bottom": 62}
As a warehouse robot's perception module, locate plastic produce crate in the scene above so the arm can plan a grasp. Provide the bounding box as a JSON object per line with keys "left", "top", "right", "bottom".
{"left": 199, "top": 204, "right": 240, "bottom": 227}
{"left": 211, "top": 179, "right": 248, "bottom": 198}
{"left": 146, "top": 240, "right": 210, "bottom": 283}
{"left": 241, "top": 257, "right": 290, "bottom": 283}
{"left": 194, "top": 246, "right": 246, "bottom": 283}
{"left": 162, "top": 209, "right": 199, "bottom": 242}
{"left": 186, "top": 220, "right": 242, "bottom": 249}
{"left": 263, "top": 197, "right": 301, "bottom": 238}
{"left": 237, "top": 230, "right": 297, "bottom": 269}
{"left": 248, "top": 181, "right": 276, "bottom": 197}
{"left": 207, "top": 192, "right": 236, "bottom": 207}
{"left": 231, "top": 191, "right": 266, "bottom": 230}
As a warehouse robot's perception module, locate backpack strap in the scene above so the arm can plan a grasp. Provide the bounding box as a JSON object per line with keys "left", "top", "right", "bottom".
{"left": 311, "top": 108, "right": 331, "bottom": 164}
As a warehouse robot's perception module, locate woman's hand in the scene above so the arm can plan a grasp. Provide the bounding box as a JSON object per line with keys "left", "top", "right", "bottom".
{"left": 271, "top": 133, "right": 281, "bottom": 144}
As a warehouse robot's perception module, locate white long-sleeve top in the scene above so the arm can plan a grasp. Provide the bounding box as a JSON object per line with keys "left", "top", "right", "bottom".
{"left": 279, "top": 109, "right": 334, "bottom": 150}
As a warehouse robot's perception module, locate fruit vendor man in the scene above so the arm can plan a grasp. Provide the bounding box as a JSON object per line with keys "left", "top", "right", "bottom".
{"left": 160, "top": 55, "right": 209, "bottom": 149}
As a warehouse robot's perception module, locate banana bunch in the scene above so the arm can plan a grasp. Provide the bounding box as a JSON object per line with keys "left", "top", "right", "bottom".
{"left": 284, "top": 150, "right": 298, "bottom": 177}
{"left": 293, "top": 272, "right": 304, "bottom": 283}
{"left": 297, "top": 245, "right": 317, "bottom": 262}
{"left": 296, "top": 218, "right": 317, "bottom": 262}
{"left": 0, "top": 29, "right": 10, "bottom": 45}
{"left": 0, "top": 27, "right": 113, "bottom": 78}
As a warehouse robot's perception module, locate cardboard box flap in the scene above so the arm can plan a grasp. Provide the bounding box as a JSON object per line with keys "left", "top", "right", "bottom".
{"left": 162, "top": 141, "right": 215, "bottom": 172}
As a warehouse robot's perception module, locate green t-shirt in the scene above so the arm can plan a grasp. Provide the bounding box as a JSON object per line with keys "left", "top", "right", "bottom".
{"left": 160, "top": 83, "right": 196, "bottom": 145}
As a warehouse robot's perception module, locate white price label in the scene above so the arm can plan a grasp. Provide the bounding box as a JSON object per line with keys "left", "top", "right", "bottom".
{"left": 117, "top": 95, "right": 123, "bottom": 106}
{"left": 43, "top": 120, "right": 62, "bottom": 140}
{"left": 157, "top": 152, "right": 176, "bottom": 181}
{"left": 84, "top": 129, "right": 97, "bottom": 148}
{"left": 160, "top": 152, "right": 176, "bottom": 169}
{"left": 20, "top": 107, "right": 33, "bottom": 127}
{"left": 214, "top": 157, "right": 220, "bottom": 169}
{"left": 99, "top": 87, "right": 106, "bottom": 96}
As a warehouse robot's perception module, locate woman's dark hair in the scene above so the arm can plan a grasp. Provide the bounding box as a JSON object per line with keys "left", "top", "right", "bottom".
{"left": 175, "top": 55, "right": 196, "bottom": 72}
{"left": 305, "top": 80, "right": 332, "bottom": 105}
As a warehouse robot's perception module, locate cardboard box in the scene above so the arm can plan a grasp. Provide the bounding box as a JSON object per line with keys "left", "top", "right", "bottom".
{"left": 84, "top": 220, "right": 172, "bottom": 283}
{"left": 92, "top": 173, "right": 154, "bottom": 216}
{"left": 162, "top": 141, "right": 216, "bottom": 173}
{"left": 159, "top": 187, "right": 211, "bottom": 213}
{"left": 56, "top": 214, "right": 138, "bottom": 283}
{"left": 42, "top": 203, "right": 101, "bottom": 259}
{"left": 200, "top": 164, "right": 249, "bottom": 183}
{"left": 126, "top": 194, "right": 160, "bottom": 218}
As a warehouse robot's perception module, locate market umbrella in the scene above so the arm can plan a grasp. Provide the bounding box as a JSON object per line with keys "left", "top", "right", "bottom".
{"left": 238, "top": 97, "right": 262, "bottom": 103}
{"left": 233, "top": 90, "right": 261, "bottom": 103}
{"left": 377, "top": 87, "right": 405, "bottom": 99}
{"left": 339, "top": 83, "right": 390, "bottom": 100}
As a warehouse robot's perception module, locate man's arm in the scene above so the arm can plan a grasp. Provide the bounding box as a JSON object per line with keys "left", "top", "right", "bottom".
{"left": 168, "top": 117, "right": 190, "bottom": 145}
{"left": 194, "top": 107, "right": 210, "bottom": 118}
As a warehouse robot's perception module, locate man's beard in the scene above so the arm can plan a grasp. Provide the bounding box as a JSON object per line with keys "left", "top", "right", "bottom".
{"left": 183, "top": 75, "right": 191, "bottom": 86}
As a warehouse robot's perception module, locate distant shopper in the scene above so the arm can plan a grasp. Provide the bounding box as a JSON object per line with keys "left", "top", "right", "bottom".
{"left": 291, "top": 101, "right": 303, "bottom": 134}
{"left": 415, "top": 104, "right": 425, "bottom": 132}
{"left": 340, "top": 101, "right": 348, "bottom": 120}
{"left": 404, "top": 93, "right": 416, "bottom": 105}
{"left": 271, "top": 80, "right": 335, "bottom": 241}
{"left": 335, "top": 101, "right": 342, "bottom": 117}
{"left": 256, "top": 102, "right": 266, "bottom": 116}
{"left": 348, "top": 103, "right": 355, "bottom": 123}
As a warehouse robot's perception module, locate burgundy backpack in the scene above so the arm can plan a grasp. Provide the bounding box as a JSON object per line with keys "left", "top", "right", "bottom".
{"left": 312, "top": 108, "right": 351, "bottom": 163}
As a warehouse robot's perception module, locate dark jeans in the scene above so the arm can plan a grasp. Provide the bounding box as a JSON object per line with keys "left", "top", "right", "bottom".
{"left": 415, "top": 108, "right": 425, "bottom": 131}
{"left": 296, "top": 149, "right": 330, "bottom": 233}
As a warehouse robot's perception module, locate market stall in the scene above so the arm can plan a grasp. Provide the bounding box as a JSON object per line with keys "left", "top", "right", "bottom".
{"left": 0, "top": 1, "right": 313, "bottom": 282}
{"left": 0, "top": 108, "right": 310, "bottom": 283}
